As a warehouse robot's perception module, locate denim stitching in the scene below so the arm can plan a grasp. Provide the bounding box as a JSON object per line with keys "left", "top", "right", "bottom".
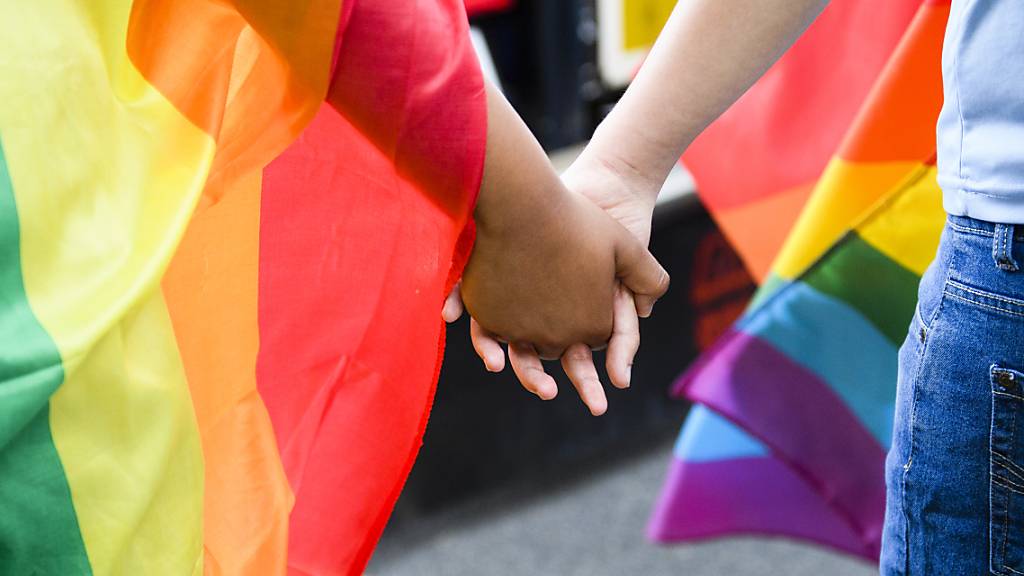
{"left": 994, "top": 474, "right": 1024, "bottom": 496}
{"left": 992, "top": 448, "right": 1024, "bottom": 480}
{"left": 991, "top": 375, "right": 1024, "bottom": 575}
{"left": 920, "top": 259, "right": 956, "bottom": 332}
{"left": 994, "top": 390, "right": 1024, "bottom": 402}
{"left": 945, "top": 291, "right": 1024, "bottom": 319}
{"left": 995, "top": 224, "right": 1020, "bottom": 271}
{"left": 1007, "top": 405, "right": 1016, "bottom": 566}
{"left": 992, "top": 449, "right": 1024, "bottom": 487}
{"left": 992, "top": 456, "right": 1024, "bottom": 488}
{"left": 1001, "top": 225, "right": 1007, "bottom": 266}
{"left": 949, "top": 219, "right": 1024, "bottom": 242}
{"left": 1002, "top": 225, "right": 1007, "bottom": 264}
{"left": 913, "top": 301, "right": 929, "bottom": 332}
{"left": 947, "top": 279, "right": 1024, "bottom": 309}
{"left": 900, "top": 327, "right": 929, "bottom": 562}
{"left": 994, "top": 441, "right": 1003, "bottom": 575}
{"left": 1003, "top": 400, "right": 1016, "bottom": 569}
{"left": 900, "top": 269, "right": 950, "bottom": 569}
{"left": 950, "top": 220, "right": 995, "bottom": 237}
{"left": 1004, "top": 226, "right": 1008, "bottom": 262}
{"left": 1008, "top": 224, "right": 1020, "bottom": 271}
{"left": 993, "top": 474, "right": 1024, "bottom": 496}
{"left": 992, "top": 365, "right": 1021, "bottom": 574}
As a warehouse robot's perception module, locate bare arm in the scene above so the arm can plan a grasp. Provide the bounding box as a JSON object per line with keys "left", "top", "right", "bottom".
{"left": 457, "top": 80, "right": 668, "bottom": 414}
{"left": 582, "top": 0, "right": 829, "bottom": 197}
{"left": 464, "top": 80, "right": 668, "bottom": 359}
{"left": 459, "top": 0, "right": 828, "bottom": 414}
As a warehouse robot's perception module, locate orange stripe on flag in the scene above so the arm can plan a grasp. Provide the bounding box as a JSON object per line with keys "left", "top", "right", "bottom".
{"left": 130, "top": 1, "right": 344, "bottom": 574}
{"left": 714, "top": 183, "right": 814, "bottom": 282}
{"left": 162, "top": 171, "right": 292, "bottom": 575}
{"left": 837, "top": 2, "right": 947, "bottom": 163}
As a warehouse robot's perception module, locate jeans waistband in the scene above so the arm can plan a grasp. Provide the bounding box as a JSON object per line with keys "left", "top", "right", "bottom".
{"left": 947, "top": 215, "right": 1024, "bottom": 242}
{"left": 948, "top": 215, "right": 1023, "bottom": 271}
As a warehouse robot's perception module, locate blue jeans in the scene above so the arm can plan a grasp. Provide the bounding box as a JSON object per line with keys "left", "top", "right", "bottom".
{"left": 881, "top": 215, "right": 1024, "bottom": 575}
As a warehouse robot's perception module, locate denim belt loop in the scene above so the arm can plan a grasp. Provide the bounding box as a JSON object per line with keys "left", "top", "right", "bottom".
{"left": 993, "top": 223, "right": 1020, "bottom": 272}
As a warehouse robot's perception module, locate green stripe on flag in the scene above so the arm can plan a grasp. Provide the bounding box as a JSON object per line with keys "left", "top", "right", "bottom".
{"left": 0, "top": 140, "right": 93, "bottom": 574}
{"left": 802, "top": 232, "right": 919, "bottom": 345}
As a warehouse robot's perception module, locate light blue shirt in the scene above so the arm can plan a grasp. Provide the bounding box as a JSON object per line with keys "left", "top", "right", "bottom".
{"left": 937, "top": 0, "right": 1024, "bottom": 223}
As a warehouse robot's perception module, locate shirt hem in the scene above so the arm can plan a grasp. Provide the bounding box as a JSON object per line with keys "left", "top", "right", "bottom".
{"left": 943, "top": 188, "right": 1024, "bottom": 225}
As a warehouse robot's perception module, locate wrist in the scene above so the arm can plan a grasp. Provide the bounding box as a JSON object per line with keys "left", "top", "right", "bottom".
{"left": 474, "top": 167, "right": 569, "bottom": 242}
{"left": 571, "top": 143, "right": 661, "bottom": 209}
{"left": 583, "top": 127, "right": 679, "bottom": 206}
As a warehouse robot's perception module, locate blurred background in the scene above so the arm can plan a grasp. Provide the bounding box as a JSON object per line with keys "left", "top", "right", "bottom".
{"left": 369, "top": 1, "right": 875, "bottom": 573}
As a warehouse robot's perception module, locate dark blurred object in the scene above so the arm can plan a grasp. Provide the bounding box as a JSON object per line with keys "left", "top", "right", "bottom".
{"left": 470, "top": 0, "right": 621, "bottom": 150}
{"left": 388, "top": 199, "right": 755, "bottom": 522}
{"left": 689, "top": 230, "right": 757, "bottom": 350}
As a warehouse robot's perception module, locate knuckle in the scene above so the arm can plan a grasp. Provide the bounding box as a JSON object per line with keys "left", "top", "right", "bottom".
{"left": 624, "top": 333, "right": 641, "bottom": 348}
{"left": 612, "top": 334, "right": 640, "bottom": 354}
{"left": 654, "top": 270, "right": 670, "bottom": 296}
{"left": 564, "top": 346, "right": 592, "bottom": 364}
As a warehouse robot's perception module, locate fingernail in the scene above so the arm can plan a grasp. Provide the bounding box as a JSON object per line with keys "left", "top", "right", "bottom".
{"left": 624, "top": 366, "right": 632, "bottom": 388}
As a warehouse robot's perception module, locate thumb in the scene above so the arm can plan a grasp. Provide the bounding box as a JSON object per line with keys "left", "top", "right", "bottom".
{"left": 614, "top": 232, "right": 669, "bottom": 318}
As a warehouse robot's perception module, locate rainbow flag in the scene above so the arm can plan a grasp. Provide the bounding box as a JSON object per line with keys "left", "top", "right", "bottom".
{"left": 649, "top": 0, "right": 949, "bottom": 560}
{"left": 683, "top": 0, "right": 924, "bottom": 282}
{"left": 0, "top": 1, "right": 485, "bottom": 575}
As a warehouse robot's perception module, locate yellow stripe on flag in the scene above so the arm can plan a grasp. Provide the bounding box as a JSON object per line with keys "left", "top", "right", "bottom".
{"left": 858, "top": 165, "right": 945, "bottom": 276}
{"left": 0, "top": 0, "right": 214, "bottom": 573}
{"left": 772, "top": 158, "right": 920, "bottom": 280}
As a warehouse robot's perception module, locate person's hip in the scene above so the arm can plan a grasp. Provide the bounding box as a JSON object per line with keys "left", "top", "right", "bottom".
{"left": 881, "top": 214, "right": 1024, "bottom": 575}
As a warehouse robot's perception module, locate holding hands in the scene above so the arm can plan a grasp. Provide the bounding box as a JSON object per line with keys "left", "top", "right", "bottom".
{"left": 445, "top": 81, "right": 667, "bottom": 415}
{"left": 449, "top": 0, "right": 827, "bottom": 412}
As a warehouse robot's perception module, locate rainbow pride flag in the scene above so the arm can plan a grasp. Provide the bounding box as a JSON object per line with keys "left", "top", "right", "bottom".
{"left": 0, "top": 1, "right": 484, "bottom": 574}
{"left": 650, "top": 0, "right": 949, "bottom": 560}
{"left": 683, "top": 0, "right": 924, "bottom": 282}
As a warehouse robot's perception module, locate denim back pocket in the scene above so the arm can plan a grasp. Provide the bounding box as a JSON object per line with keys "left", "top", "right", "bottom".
{"left": 990, "top": 365, "right": 1024, "bottom": 575}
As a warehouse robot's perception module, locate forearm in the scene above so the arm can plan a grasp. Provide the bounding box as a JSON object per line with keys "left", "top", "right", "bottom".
{"left": 475, "top": 80, "right": 568, "bottom": 234}
{"left": 467, "top": 80, "right": 648, "bottom": 351}
{"left": 586, "top": 0, "right": 829, "bottom": 199}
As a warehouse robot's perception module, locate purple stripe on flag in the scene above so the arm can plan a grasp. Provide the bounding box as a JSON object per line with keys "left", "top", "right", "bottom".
{"left": 648, "top": 456, "right": 875, "bottom": 560}
{"left": 676, "top": 330, "right": 887, "bottom": 554}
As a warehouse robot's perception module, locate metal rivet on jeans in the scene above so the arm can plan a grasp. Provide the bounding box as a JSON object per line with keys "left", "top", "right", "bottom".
{"left": 997, "top": 371, "right": 1016, "bottom": 389}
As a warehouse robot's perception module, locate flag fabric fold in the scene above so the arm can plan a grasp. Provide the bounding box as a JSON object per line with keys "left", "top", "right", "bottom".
{"left": 651, "top": 0, "right": 950, "bottom": 561}
{"left": 682, "top": 0, "right": 923, "bottom": 282}
{"left": 0, "top": 1, "right": 485, "bottom": 575}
